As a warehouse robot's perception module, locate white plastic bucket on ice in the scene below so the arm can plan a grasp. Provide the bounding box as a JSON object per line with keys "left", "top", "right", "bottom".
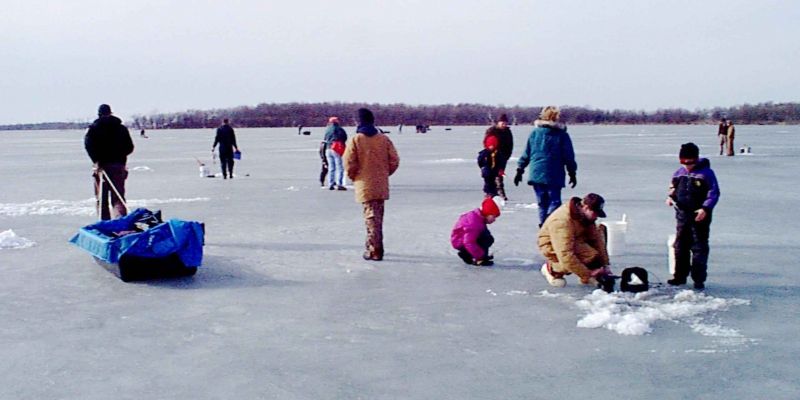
{"left": 668, "top": 234, "right": 676, "bottom": 275}
{"left": 199, "top": 165, "right": 209, "bottom": 178}
{"left": 602, "top": 214, "right": 628, "bottom": 256}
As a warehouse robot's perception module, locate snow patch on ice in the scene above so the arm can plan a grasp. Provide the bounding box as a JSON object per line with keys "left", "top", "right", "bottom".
{"left": 0, "top": 229, "right": 35, "bottom": 249}
{"left": 286, "top": 186, "right": 300, "bottom": 191}
{"left": 131, "top": 166, "right": 153, "bottom": 172}
{"left": 423, "top": 158, "right": 469, "bottom": 164}
{"left": 0, "top": 198, "right": 210, "bottom": 217}
{"left": 514, "top": 203, "right": 539, "bottom": 209}
{"left": 505, "top": 290, "right": 530, "bottom": 296}
{"left": 572, "top": 289, "right": 750, "bottom": 336}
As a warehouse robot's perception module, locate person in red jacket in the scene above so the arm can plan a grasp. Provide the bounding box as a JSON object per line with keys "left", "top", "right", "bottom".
{"left": 451, "top": 198, "right": 501, "bottom": 266}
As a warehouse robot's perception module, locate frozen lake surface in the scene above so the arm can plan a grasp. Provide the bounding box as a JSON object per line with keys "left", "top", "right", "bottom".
{"left": 1, "top": 124, "right": 798, "bottom": 399}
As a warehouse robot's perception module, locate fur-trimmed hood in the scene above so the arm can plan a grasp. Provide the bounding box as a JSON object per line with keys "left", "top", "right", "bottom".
{"left": 534, "top": 119, "right": 567, "bottom": 130}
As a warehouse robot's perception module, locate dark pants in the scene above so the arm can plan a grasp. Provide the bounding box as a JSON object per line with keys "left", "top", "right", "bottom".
{"left": 483, "top": 175, "right": 498, "bottom": 197}
{"left": 457, "top": 228, "right": 494, "bottom": 264}
{"left": 495, "top": 176, "right": 507, "bottom": 200}
{"left": 93, "top": 163, "right": 128, "bottom": 220}
{"left": 220, "top": 156, "right": 234, "bottom": 178}
{"left": 673, "top": 209, "right": 712, "bottom": 284}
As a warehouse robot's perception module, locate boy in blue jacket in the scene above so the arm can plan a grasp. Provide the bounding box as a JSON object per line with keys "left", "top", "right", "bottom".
{"left": 666, "top": 142, "right": 720, "bottom": 290}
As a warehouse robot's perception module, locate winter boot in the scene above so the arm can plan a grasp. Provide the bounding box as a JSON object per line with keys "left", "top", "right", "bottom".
{"left": 541, "top": 262, "right": 566, "bottom": 288}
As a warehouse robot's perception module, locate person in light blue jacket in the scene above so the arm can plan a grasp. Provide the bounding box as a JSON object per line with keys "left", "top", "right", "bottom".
{"left": 514, "top": 106, "right": 577, "bottom": 226}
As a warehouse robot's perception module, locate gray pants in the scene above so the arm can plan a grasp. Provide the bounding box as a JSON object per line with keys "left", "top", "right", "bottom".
{"left": 93, "top": 163, "right": 128, "bottom": 220}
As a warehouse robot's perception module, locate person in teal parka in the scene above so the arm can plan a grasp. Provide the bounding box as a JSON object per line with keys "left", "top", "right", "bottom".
{"left": 513, "top": 106, "right": 578, "bottom": 226}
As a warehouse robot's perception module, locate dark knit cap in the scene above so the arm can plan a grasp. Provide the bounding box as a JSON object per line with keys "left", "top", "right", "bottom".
{"left": 497, "top": 113, "right": 509, "bottom": 123}
{"left": 679, "top": 142, "right": 700, "bottom": 159}
{"left": 358, "top": 108, "right": 375, "bottom": 125}
{"left": 98, "top": 104, "right": 112, "bottom": 116}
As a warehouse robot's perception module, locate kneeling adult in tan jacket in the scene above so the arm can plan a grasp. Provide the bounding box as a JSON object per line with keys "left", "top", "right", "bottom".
{"left": 344, "top": 108, "right": 400, "bottom": 261}
{"left": 538, "top": 193, "right": 611, "bottom": 287}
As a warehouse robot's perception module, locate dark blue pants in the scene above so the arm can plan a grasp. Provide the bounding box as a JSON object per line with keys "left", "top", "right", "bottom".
{"left": 533, "top": 183, "right": 562, "bottom": 225}
{"left": 219, "top": 156, "right": 234, "bottom": 178}
{"left": 674, "top": 209, "right": 712, "bottom": 284}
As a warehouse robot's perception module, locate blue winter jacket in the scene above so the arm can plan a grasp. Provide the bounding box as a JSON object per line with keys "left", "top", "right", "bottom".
{"left": 517, "top": 120, "right": 577, "bottom": 187}
{"left": 669, "top": 158, "right": 720, "bottom": 212}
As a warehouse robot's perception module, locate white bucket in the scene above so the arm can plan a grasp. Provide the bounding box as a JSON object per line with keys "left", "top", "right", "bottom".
{"left": 199, "top": 165, "right": 209, "bottom": 178}
{"left": 667, "top": 234, "right": 676, "bottom": 275}
{"left": 602, "top": 214, "right": 628, "bottom": 256}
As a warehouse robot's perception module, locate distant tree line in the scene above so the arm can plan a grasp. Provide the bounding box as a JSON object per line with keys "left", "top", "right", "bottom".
{"left": 128, "top": 101, "right": 800, "bottom": 129}
{"left": 2, "top": 101, "right": 799, "bottom": 131}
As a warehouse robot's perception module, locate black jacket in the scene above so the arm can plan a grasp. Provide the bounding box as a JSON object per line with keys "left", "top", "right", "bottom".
{"left": 213, "top": 124, "right": 238, "bottom": 157}
{"left": 84, "top": 116, "right": 134, "bottom": 164}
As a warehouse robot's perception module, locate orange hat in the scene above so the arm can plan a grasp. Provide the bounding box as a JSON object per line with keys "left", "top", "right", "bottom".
{"left": 485, "top": 135, "right": 498, "bottom": 149}
{"left": 481, "top": 198, "right": 501, "bottom": 217}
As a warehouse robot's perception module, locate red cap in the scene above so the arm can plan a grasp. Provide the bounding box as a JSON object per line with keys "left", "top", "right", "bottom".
{"left": 485, "top": 135, "right": 498, "bottom": 149}
{"left": 481, "top": 198, "right": 501, "bottom": 217}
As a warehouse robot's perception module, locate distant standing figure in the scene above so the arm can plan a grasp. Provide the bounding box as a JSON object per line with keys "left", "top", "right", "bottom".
{"left": 717, "top": 118, "right": 728, "bottom": 156}
{"left": 726, "top": 121, "right": 735, "bottom": 156}
{"left": 298, "top": 125, "right": 303, "bottom": 136}
{"left": 212, "top": 118, "right": 239, "bottom": 179}
{"left": 139, "top": 128, "right": 148, "bottom": 138}
{"left": 319, "top": 140, "right": 329, "bottom": 187}
{"left": 324, "top": 117, "right": 348, "bottom": 190}
{"left": 84, "top": 104, "right": 134, "bottom": 220}
{"left": 344, "top": 108, "right": 400, "bottom": 261}
{"left": 484, "top": 113, "right": 514, "bottom": 200}
{"left": 514, "top": 106, "right": 577, "bottom": 227}
{"left": 666, "top": 143, "right": 720, "bottom": 290}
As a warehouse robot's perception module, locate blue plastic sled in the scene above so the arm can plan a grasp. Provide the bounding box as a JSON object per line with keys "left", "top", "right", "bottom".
{"left": 70, "top": 208, "right": 204, "bottom": 281}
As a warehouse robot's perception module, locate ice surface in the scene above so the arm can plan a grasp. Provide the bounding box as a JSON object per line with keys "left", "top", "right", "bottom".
{"left": 0, "top": 125, "right": 798, "bottom": 399}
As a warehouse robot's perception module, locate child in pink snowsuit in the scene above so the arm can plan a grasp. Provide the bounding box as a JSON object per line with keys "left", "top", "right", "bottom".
{"left": 451, "top": 198, "right": 501, "bottom": 266}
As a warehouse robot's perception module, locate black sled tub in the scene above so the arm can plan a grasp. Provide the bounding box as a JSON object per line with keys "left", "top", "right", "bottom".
{"left": 69, "top": 208, "right": 205, "bottom": 282}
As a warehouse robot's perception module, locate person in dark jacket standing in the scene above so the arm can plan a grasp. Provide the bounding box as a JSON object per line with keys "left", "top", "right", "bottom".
{"left": 514, "top": 106, "right": 577, "bottom": 226}
{"left": 84, "top": 104, "right": 134, "bottom": 220}
{"left": 484, "top": 113, "right": 514, "bottom": 200}
{"left": 717, "top": 118, "right": 728, "bottom": 156}
{"left": 666, "top": 143, "right": 720, "bottom": 290}
{"left": 212, "top": 118, "right": 239, "bottom": 179}
{"left": 323, "top": 116, "right": 348, "bottom": 190}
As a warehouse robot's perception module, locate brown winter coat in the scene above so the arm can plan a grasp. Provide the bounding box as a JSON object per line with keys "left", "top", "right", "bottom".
{"left": 537, "top": 197, "right": 609, "bottom": 281}
{"left": 344, "top": 132, "right": 400, "bottom": 203}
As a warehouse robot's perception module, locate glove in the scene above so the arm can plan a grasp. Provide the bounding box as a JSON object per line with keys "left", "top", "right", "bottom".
{"left": 513, "top": 168, "right": 524, "bottom": 186}
{"left": 568, "top": 172, "right": 577, "bottom": 188}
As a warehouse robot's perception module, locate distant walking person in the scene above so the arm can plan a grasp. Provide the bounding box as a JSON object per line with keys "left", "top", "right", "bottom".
{"left": 324, "top": 116, "right": 348, "bottom": 190}
{"left": 717, "top": 118, "right": 728, "bottom": 156}
{"left": 318, "top": 140, "right": 329, "bottom": 187}
{"left": 726, "top": 121, "right": 735, "bottom": 156}
{"left": 514, "top": 106, "right": 577, "bottom": 227}
{"left": 344, "top": 108, "right": 400, "bottom": 261}
{"left": 212, "top": 118, "right": 239, "bottom": 179}
{"left": 83, "top": 104, "right": 134, "bottom": 220}
{"left": 484, "top": 113, "right": 514, "bottom": 200}
{"left": 666, "top": 143, "right": 720, "bottom": 290}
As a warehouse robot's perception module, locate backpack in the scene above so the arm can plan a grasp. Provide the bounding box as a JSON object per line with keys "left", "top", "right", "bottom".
{"left": 620, "top": 267, "right": 649, "bottom": 293}
{"left": 331, "top": 141, "right": 346, "bottom": 156}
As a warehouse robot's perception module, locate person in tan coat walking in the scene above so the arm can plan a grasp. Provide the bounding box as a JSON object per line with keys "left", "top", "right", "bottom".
{"left": 537, "top": 193, "right": 612, "bottom": 287}
{"left": 344, "top": 108, "right": 400, "bottom": 261}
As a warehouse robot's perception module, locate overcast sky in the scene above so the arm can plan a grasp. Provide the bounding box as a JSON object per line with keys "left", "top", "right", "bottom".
{"left": 1, "top": 0, "right": 798, "bottom": 125}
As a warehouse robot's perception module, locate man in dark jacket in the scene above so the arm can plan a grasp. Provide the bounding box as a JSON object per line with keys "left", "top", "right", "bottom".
{"left": 84, "top": 104, "right": 134, "bottom": 220}
{"left": 212, "top": 118, "right": 239, "bottom": 179}
{"left": 666, "top": 143, "right": 720, "bottom": 290}
{"left": 484, "top": 113, "right": 514, "bottom": 200}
